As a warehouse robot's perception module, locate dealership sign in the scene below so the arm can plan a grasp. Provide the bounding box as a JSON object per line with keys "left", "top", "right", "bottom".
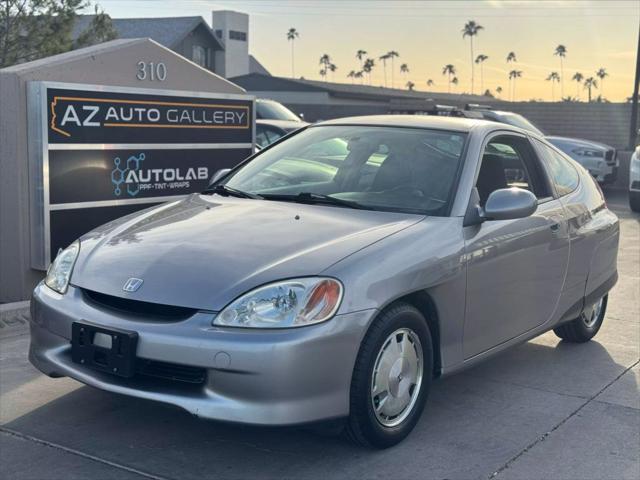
{"left": 28, "top": 82, "right": 254, "bottom": 269}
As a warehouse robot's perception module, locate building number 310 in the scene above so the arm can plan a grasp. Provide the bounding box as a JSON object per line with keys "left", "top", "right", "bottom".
{"left": 136, "top": 61, "right": 167, "bottom": 82}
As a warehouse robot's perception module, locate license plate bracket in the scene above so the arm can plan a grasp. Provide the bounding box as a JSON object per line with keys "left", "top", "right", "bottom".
{"left": 71, "top": 322, "right": 138, "bottom": 378}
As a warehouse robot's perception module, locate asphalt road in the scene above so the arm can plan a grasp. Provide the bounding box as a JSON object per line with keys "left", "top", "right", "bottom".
{"left": 1, "top": 188, "right": 638, "bottom": 480}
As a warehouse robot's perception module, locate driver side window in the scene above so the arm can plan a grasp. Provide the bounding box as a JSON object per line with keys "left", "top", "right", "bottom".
{"left": 476, "top": 135, "right": 549, "bottom": 206}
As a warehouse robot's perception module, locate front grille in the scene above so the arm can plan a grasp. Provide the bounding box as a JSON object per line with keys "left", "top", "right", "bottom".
{"left": 605, "top": 149, "right": 616, "bottom": 165}
{"left": 137, "top": 359, "right": 206, "bottom": 384}
{"left": 82, "top": 289, "right": 198, "bottom": 321}
{"left": 632, "top": 181, "right": 640, "bottom": 190}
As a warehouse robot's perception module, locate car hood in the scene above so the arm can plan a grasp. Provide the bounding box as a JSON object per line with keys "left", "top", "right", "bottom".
{"left": 545, "top": 135, "right": 613, "bottom": 150}
{"left": 71, "top": 194, "right": 422, "bottom": 310}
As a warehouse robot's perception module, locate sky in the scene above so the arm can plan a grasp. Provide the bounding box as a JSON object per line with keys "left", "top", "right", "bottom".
{"left": 93, "top": 0, "right": 639, "bottom": 102}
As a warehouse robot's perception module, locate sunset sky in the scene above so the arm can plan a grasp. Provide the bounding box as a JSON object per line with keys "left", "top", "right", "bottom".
{"left": 96, "top": 0, "right": 639, "bottom": 102}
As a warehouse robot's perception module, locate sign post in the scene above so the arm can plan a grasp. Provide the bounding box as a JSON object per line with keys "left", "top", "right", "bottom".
{"left": 28, "top": 81, "right": 254, "bottom": 269}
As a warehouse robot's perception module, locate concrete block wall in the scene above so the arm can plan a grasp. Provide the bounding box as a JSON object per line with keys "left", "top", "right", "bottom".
{"left": 507, "top": 102, "right": 638, "bottom": 150}
{"left": 283, "top": 99, "right": 637, "bottom": 151}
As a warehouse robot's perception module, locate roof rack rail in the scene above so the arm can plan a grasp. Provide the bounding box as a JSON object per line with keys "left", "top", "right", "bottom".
{"left": 465, "top": 103, "right": 494, "bottom": 111}
{"left": 426, "top": 104, "right": 484, "bottom": 119}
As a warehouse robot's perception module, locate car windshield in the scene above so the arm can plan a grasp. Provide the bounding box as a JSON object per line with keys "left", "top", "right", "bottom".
{"left": 494, "top": 112, "right": 545, "bottom": 136}
{"left": 256, "top": 101, "right": 302, "bottom": 122}
{"left": 223, "top": 125, "right": 467, "bottom": 216}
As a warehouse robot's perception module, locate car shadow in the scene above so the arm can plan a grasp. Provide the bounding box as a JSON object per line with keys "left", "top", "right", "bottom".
{"left": 3, "top": 334, "right": 635, "bottom": 480}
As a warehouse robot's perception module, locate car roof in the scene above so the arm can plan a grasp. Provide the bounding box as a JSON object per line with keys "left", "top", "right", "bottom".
{"left": 256, "top": 119, "right": 309, "bottom": 130}
{"left": 314, "top": 114, "right": 513, "bottom": 133}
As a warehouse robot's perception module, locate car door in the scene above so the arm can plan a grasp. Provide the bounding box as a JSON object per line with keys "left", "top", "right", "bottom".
{"left": 532, "top": 138, "right": 619, "bottom": 321}
{"left": 463, "top": 132, "right": 570, "bottom": 359}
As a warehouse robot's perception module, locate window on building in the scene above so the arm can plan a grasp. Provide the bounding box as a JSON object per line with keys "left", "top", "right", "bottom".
{"left": 229, "top": 30, "right": 247, "bottom": 41}
{"left": 192, "top": 45, "right": 208, "bottom": 68}
{"left": 215, "top": 29, "right": 223, "bottom": 39}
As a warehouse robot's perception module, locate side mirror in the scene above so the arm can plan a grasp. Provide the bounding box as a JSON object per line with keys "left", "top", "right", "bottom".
{"left": 483, "top": 188, "right": 537, "bottom": 221}
{"left": 208, "top": 168, "right": 231, "bottom": 187}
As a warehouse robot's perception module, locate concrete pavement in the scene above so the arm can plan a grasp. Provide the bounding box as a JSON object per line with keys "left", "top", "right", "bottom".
{"left": 1, "top": 188, "right": 638, "bottom": 480}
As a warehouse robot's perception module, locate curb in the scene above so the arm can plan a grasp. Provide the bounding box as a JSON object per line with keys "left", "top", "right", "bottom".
{"left": 0, "top": 301, "right": 30, "bottom": 333}
{"left": 0, "top": 300, "right": 30, "bottom": 313}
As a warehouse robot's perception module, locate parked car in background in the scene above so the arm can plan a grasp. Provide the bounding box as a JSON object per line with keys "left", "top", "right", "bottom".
{"left": 255, "top": 99, "right": 309, "bottom": 148}
{"left": 256, "top": 98, "right": 305, "bottom": 123}
{"left": 256, "top": 119, "right": 307, "bottom": 148}
{"left": 468, "top": 106, "right": 619, "bottom": 184}
{"left": 30, "top": 116, "right": 619, "bottom": 448}
{"left": 630, "top": 145, "right": 640, "bottom": 212}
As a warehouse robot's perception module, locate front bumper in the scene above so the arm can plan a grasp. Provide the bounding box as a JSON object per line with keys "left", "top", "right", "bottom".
{"left": 29, "top": 283, "right": 376, "bottom": 425}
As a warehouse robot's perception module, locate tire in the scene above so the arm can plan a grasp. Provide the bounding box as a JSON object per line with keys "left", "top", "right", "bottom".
{"left": 554, "top": 295, "right": 607, "bottom": 343}
{"left": 344, "top": 302, "right": 433, "bottom": 448}
{"left": 630, "top": 191, "right": 640, "bottom": 213}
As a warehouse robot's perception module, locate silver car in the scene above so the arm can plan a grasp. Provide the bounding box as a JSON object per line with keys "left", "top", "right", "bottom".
{"left": 30, "top": 116, "right": 619, "bottom": 448}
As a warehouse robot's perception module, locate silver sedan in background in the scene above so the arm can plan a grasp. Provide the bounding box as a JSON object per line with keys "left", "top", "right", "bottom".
{"left": 30, "top": 116, "right": 619, "bottom": 448}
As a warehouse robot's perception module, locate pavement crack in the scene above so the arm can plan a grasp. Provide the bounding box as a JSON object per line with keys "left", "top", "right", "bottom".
{"left": 473, "top": 375, "right": 588, "bottom": 400}
{"left": 488, "top": 358, "right": 640, "bottom": 479}
{"left": 0, "top": 427, "right": 172, "bottom": 480}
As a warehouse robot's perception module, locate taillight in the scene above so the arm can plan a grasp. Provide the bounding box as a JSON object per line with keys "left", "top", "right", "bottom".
{"left": 590, "top": 174, "right": 606, "bottom": 206}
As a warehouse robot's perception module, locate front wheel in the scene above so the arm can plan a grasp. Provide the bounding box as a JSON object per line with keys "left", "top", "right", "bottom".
{"left": 344, "top": 303, "right": 433, "bottom": 448}
{"left": 554, "top": 295, "right": 607, "bottom": 343}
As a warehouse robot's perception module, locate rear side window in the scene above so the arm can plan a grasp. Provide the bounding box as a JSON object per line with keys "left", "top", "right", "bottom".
{"left": 535, "top": 140, "right": 579, "bottom": 196}
{"left": 256, "top": 125, "right": 284, "bottom": 148}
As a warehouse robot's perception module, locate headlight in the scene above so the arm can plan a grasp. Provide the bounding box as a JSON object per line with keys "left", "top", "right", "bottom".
{"left": 571, "top": 148, "right": 604, "bottom": 158}
{"left": 214, "top": 277, "right": 343, "bottom": 328}
{"left": 44, "top": 240, "right": 80, "bottom": 294}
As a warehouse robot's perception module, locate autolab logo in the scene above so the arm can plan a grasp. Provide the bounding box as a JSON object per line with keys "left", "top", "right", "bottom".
{"left": 110, "top": 153, "right": 209, "bottom": 197}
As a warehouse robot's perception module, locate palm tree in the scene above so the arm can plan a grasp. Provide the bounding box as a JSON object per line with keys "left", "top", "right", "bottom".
{"left": 546, "top": 71, "right": 561, "bottom": 101}
{"left": 442, "top": 64, "right": 456, "bottom": 93}
{"left": 354, "top": 70, "right": 364, "bottom": 84}
{"left": 462, "top": 20, "right": 484, "bottom": 95}
{"left": 387, "top": 50, "right": 399, "bottom": 88}
{"left": 496, "top": 86, "right": 503, "bottom": 98}
{"left": 406, "top": 81, "right": 415, "bottom": 91}
{"left": 319, "top": 69, "right": 327, "bottom": 81}
{"left": 596, "top": 67, "right": 608, "bottom": 98}
{"left": 356, "top": 50, "right": 367, "bottom": 70}
{"left": 506, "top": 52, "right": 517, "bottom": 101}
{"left": 509, "top": 70, "right": 522, "bottom": 101}
{"left": 319, "top": 54, "right": 331, "bottom": 81}
{"left": 475, "top": 54, "right": 488, "bottom": 93}
{"left": 400, "top": 63, "right": 409, "bottom": 84}
{"left": 554, "top": 45, "right": 567, "bottom": 98}
{"left": 426, "top": 78, "right": 434, "bottom": 88}
{"left": 328, "top": 63, "right": 337, "bottom": 82}
{"left": 379, "top": 53, "right": 390, "bottom": 87}
{"left": 286, "top": 28, "right": 299, "bottom": 78}
{"left": 584, "top": 76, "right": 598, "bottom": 102}
{"left": 572, "top": 72, "right": 584, "bottom": 100}
{"left": 451, "top": 77, "right": 459, "bottom": 93}
{"left": 363, "top": 58, "right": 375, "bottom": 85}
{"left": 347, "top": 70, "right": 356, "bottom": 84}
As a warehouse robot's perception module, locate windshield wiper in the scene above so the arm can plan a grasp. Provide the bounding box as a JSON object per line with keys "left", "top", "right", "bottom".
{"left": 202, "top": 184, "right": 262, "bottom": 199}
{"left": 261, "top": 192, "right": 365, "bottom": 209}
